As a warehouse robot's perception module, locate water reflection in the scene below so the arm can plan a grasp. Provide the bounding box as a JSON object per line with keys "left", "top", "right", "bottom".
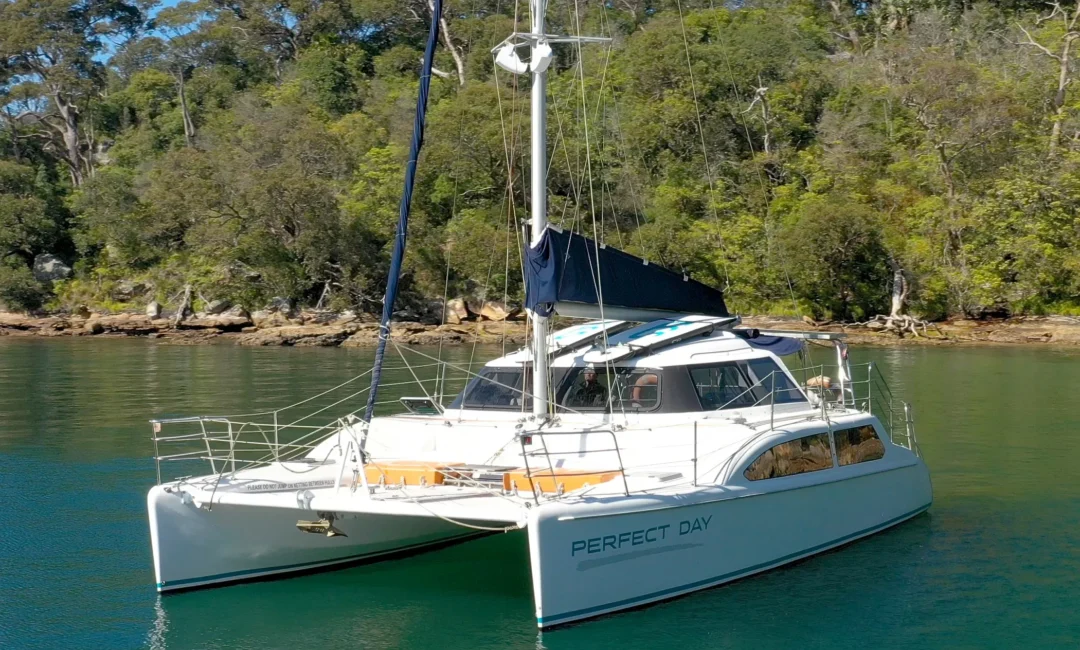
{"left": 149, "top": 532, "right": 535, "bottom": 650}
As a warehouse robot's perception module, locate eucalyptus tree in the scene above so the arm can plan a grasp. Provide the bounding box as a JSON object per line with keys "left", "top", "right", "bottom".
{"left": 0, "top": 0, "right": 145, "bottom": 186}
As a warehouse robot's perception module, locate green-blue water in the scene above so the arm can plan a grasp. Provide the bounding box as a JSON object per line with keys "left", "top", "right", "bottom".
{"left": 1, "top": 338, "right": 1079, "bottom": 649}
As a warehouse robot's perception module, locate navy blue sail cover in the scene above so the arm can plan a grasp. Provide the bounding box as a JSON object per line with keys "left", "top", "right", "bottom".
{"left": 525, "top": 226, "right": 728, "bottom": 318}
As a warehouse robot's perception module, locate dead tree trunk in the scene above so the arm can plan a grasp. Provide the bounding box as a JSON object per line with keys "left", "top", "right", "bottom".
{"left": 174, "top": 284, "right": 193, "bottom": 327}
{"left": 1017, "top": 2, "right": 1080, "bottom": 157}
{"left": 176, "top": 70, "right": 196, "bottom": 146}
{"left": 889, "top": 260, "right": 908, "bottom": 319}
{"left": 859, "top": 261, "right": 939, "bottom": 338}
{"left": 52, "top": 90, "right": 85, "bottom": 186}
{"left": 826, "top": 0, "right": 861, "bottom": 53}
{"left": 427, "top": 0, "right": 466, "bottom": 86}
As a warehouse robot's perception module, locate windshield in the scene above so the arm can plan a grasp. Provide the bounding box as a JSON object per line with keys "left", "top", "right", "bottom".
{"left": 451, "top": 367, "right": 531, "bottom": 410}
{"left": 556, "top": 367, "right": 660, "bottom": 412}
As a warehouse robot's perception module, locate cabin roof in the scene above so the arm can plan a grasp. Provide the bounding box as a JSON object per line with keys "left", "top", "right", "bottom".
{"left": 488, "top": 321, "right": 760, "bottom": 369}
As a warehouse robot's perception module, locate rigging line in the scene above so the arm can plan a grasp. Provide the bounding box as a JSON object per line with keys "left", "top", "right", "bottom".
{"left": 501, "top": 191, "right": 513, "bottom": 356}
{"left": 437, "top": 79, "right": 470, "bottom": 405}
{"left": 546, "top": 67, "right": 584, "bottom": 178}
{"left": 567, "top": 0, "right": 618, "bottom": 422}
{"left": 489, "top": 54, "right": 523, "bottom": 373}
{"left": 594, "top": 57, "right": 631, "bottom": 250}
{"left": 606, "top": 89, "right": 651, "bottom": 256}
{"left": 571, "top": 0, "right": 607, "bottom": 331}
{"left": 707, "top": 0, "right": 799, "bottom": 314}
{"left": 549, "top": 79, "right": 585, "bottom": 232}
{"left": 582, "top": 9, "right": 617, "bottom": 245}
{"left": 674, "top": 0, "right": 732, "bottom": 291}
{"left": 391, "top": 344, "right": 595, "bottom": 417}
{"left": 389, "top": 339, "right": 436, "bottom": 403}
{"left": 389, "top": 482, "right": 522, "bottom": 532}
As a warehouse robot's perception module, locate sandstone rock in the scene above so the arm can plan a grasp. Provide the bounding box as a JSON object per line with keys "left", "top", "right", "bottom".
{"left": 301, "top": 310, "right": 340, "bottom": 325}
{"left": 466, "top": 299, "right": 485, "bottom": 318}
{"left": 445, "top": 298, "right": 470, "bottom": 324}
{"left": 0, "top": 312, "right": 39, "bottom": 330}
{"left": 145, "top": 301, "right": 162, "bottom": 319}
{"left": 251, "top": 310, "right": 294, "bottom": 328}
{"left": 94, "top": 314, "right": 159, "bottom": 335}
{"left": 266, "top": 296, "right": 294, "bottom": 316}
{"left": 330, "top": 310, "right": 360, "bottom": 326}
{"left": 112, "top": 279, "right": 150, "bottom": 301}
{"left": 205, "top": 299, "right": 231, "bottom": 315}
{"left": 182, "top": 314, "right": 252, "bottom": 331}
{"left": 236, "top": 324, "right": 356, "bottom": 347}
{"left": 32, "top": 254, "right": 71, "bottom": 283}
{"left": 479, "top": 300, "right": 520, "bottom": 322}
{"left": 224, "top": 305, "right": 249, "bottom": 319}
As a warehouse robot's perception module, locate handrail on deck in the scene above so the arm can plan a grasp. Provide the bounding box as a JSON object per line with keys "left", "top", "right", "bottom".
{"left": 150, "top": 355, "right": 921, "bottom": 490}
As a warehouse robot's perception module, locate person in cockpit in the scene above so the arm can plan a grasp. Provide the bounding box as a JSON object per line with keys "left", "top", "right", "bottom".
{"left": 569, "top": 365, "right": 607, "bottom": 407}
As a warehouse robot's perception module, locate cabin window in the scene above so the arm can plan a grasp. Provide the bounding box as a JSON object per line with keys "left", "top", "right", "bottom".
{"left": 689, "top": 359, "right": 806, "bottom": 410}
{"left": 743, "top": 433, "right": 834, "bottom": 481}
{"left": 558, "top": 367, "right": 660, "bottom": 411}
{"left": 689, "top": 362, "right": 758, "bottom": 409}
{"left": 456, "top": 368, "right": 531, "bottom": 410}
{"left": 744, "top": 358, "right": 806, "bottom": 404}
{"left": 833, "top": 425, "right": 885, "bottom": 466}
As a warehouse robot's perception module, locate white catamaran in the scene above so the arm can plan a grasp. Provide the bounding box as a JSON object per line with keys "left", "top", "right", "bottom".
{"left": 147, "top": 0, "right": 932, "bottom": 629}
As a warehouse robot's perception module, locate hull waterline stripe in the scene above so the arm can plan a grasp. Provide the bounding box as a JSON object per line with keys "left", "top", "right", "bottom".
{"left": 156, "top": 533, "right": 481, "bottom": 590}
{"left": 536, "top": 503, "right": 930, "bottom": 626}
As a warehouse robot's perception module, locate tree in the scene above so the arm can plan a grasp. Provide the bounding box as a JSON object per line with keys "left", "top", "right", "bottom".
{"left": 1016, "top": 0, "right": 1080, "bottom": 156}
{"left": 0, "top": 0, "right": 143, "bottom": 185}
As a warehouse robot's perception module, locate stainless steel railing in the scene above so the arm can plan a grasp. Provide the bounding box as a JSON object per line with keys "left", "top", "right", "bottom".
{"left": 790, "top": 361, "right": 921, "bottom": 456}
{"left": 151, "top": 356, "right": 921, "bottom": 495}
{"left": 149, "top": 365, "right": 454, "bottom": 485}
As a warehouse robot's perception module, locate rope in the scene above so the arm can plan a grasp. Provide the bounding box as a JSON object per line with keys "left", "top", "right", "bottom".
{"left": 674, "top": 0, "right": 732, "bottom": 291}
{"left": 706, "top": 1, "right": 800, "bottom": 314}
{"left": 390, "top": 488, "right": 522, "bottom": 533}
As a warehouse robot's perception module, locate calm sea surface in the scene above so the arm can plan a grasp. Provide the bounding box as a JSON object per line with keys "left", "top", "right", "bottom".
{"left": 1, "top": 338, "right": 1078, "bottom": 649}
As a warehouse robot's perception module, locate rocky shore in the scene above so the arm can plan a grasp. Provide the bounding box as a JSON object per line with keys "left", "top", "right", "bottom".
{"left": 4, "top": 308, "right": 1080, "bottom": 348}
{"left": 0, "top": 307, "right": 528, "bottom": 347}
{"left": 741, "top": 315, "right": 1080, "bottom": 346}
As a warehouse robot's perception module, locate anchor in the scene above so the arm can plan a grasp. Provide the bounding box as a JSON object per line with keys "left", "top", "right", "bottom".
{"left": 296, "top": 512, "right": 347, "bottom": 537}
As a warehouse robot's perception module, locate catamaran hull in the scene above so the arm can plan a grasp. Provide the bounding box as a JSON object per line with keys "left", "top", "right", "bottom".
{"left": 528, "top": 461, "right": 932, "bottom": 628}
{"left": 148, "top": 485, "right": 476, "bottom": 592}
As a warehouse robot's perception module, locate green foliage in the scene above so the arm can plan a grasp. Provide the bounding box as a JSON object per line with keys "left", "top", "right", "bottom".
{"left": 5, "top": 0, "right": 1080, "bottom": 319}
{"left": 0, "top": 255, "right": 46, "bottom": 310}
{"left": 0, "top": 161, "right": 61, "bottom": 261}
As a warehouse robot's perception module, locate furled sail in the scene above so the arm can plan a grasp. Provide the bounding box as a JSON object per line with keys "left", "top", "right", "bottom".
{"left": 363, "top": 0, "right": 442, "bottom": 421}
{"left": 524, "top": 225, "right": 728, "bottom": 321}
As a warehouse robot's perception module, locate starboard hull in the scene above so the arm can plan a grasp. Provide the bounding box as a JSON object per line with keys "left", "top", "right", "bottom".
{"left": 528, "top": 460, "right": 932, "bottom": 628}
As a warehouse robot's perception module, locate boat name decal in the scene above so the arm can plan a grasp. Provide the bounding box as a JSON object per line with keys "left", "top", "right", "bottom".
{"left": 571, "top": 515, "right": 711, "bottom": 556}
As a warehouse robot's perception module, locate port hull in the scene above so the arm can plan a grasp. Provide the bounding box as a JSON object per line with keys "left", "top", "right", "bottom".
{"left": 528, "top": 460, "right": 932, "bottom": 628}
{"left": 148, "top": 485, "right": 477, "bottom": 592}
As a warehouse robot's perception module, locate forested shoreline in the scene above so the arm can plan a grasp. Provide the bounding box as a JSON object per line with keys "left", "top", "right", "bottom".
{"left": 3, "top": 0, "right": 1080, "bottom": 324}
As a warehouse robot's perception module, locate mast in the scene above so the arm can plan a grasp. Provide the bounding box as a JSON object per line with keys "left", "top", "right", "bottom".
{"left": 495, "top": 1, "right": 605, "bottom": 418}
{"left": 529, "top": 0, "right": 549, "bottom": 419}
